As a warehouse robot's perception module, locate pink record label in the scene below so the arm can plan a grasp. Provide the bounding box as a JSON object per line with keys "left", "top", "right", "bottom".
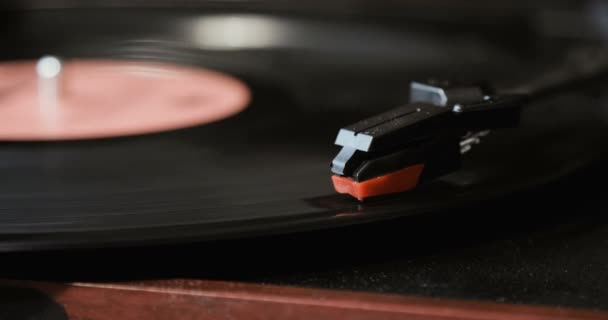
{"left": 0, "top": 59, "right": 250, "bottom": 140}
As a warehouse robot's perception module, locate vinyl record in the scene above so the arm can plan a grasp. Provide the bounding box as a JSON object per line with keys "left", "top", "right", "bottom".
{"left": 0, "top": 9, "right": 607, "bottom": 251}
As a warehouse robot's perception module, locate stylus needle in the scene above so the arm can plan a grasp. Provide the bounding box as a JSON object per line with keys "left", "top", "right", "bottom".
{"left": 330, "top": 81, "right": 524, "bottom": 200}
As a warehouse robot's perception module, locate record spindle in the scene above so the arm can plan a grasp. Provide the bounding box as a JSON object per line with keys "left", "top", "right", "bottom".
{"left": 37, "top": 55, "right": 63, "bottom": 129}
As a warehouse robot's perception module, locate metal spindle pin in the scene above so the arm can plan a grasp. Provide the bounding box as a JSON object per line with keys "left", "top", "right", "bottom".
{"left": 36, "top": 56, "right": 63, "bottom": 127}
{"left": 36, "top": 55, "right": 63, "bottom": 105}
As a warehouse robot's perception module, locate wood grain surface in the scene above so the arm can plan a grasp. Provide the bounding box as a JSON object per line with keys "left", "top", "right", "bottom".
{"left": 3, "top": 279, "right": 608, "bottom": 320}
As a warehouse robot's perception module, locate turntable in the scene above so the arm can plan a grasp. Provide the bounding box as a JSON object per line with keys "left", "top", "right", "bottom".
{"left": 0, "top": 1, "right": 608, "bottom": 319}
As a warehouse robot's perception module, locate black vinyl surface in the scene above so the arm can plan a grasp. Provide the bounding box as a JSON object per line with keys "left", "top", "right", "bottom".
{"left": 1, "top": 9, "right": 604, "bottom": 251}
{"left": 0, "top": 86, "right": 606, "bottom": 251}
